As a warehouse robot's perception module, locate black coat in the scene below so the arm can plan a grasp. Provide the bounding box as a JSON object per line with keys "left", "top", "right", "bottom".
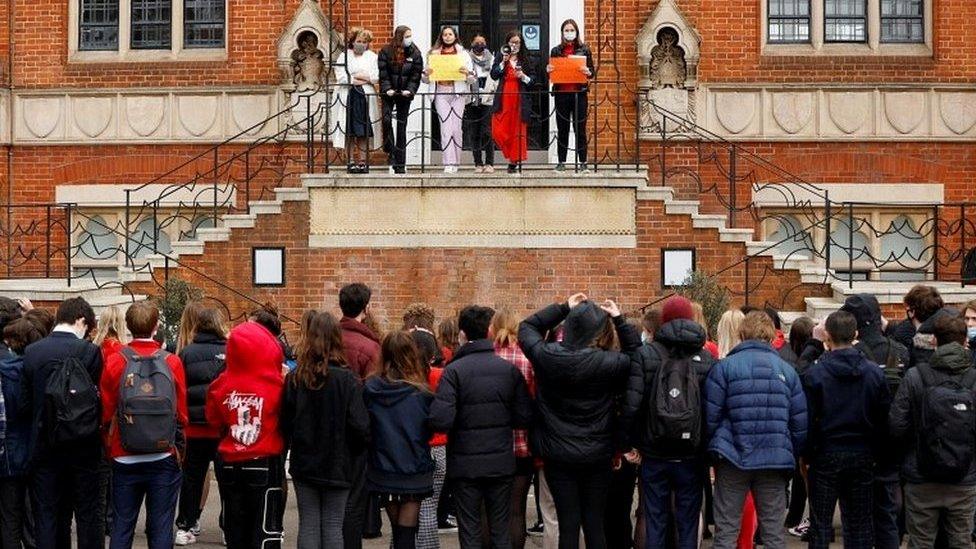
{"left": 22, "top": 331, "right": 103, "bottom": 460}
{"left": 490, "top": 52, "right": 535, "bottom": 123}
{"left": 429, "top": 339, "right": 533, "bottom": 479}
{"left": 623, "top": 319, "right": 713, "bottom": 459}
{"left": 378, "top": 44, "right": 424, "bottom": 95}
{"left": 518, "top": 302, "right": 640, "bottom": 464}
{"left": 548, "top": 43, "right": 596, "bottom": 92}
{"left": 179, "top": 332, "right": 226, "bottom": 427}
{"left": 281, "top": 365, "right": 370, "bottom": 489}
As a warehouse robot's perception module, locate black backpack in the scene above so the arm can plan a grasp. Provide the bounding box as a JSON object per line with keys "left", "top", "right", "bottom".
{"left": 915, "top": 365, "right": 976, "bottom": 483}
{"left": 43, "top": 347, "right": 100, "bottom": 445}
{"left": 117, "top": 348, "right": 177, "bottom": 454}
{"left": 646, "top": 342, "right": 704, "bottom": 453}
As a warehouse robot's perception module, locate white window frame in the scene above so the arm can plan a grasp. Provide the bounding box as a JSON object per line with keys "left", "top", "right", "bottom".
{"left": 68, "top": 0, "right": 228, "bottom": 63}
{"left": 761, "top": 0, "right": 932, "bottom": 56}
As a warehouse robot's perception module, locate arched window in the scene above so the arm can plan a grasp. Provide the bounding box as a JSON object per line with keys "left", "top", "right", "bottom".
{"left": 181, "top": 216, "right": 216, "bottom": 240}
{"left": 769, "top": 214, "right": 814, "bottom": 257}
{"left": 829, "top": 218, "right": 870, "bottom": 264}
{"left": 77, "top": 215, "right": 119, "bottom": 260}
{"left": 880, "top": 215, "right": 925, "bottom": 263}
{"left": 131, "top": 217, "right": 172, "bottom": 258}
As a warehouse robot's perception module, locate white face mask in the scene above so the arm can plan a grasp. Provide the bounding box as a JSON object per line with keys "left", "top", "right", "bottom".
{"left": 403, "top": 37, "right": 413, "bottom": 47}
{"left": 563, "top": 30, "right": 577, "bottom": 41}
{"left": 509, "top": 43, "right": 520, "bottom": 53}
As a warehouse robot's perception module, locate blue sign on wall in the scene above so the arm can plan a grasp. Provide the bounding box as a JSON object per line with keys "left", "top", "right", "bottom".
{"left": 522, "top": 24, "right": 540, "bottom": 50}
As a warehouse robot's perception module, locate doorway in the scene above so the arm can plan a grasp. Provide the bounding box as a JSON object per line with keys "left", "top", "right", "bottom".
{"left": 431, "top": 0, "right": 550, "bottom": 152}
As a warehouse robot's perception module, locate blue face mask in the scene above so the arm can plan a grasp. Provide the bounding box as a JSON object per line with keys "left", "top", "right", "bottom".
{"left": 968, "top": 326, "right": 976, "bottom": 341}
{"left": 641, "top": 331, "right": 650, "bottom": 345}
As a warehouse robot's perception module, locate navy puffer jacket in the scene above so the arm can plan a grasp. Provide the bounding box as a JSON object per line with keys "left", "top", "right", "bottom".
{"left": 704, "top": 340, "right": 807, "bottom": 471}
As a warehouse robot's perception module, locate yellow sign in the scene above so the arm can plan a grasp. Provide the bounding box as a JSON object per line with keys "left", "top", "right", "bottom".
{"left": 428, "top": 54, "right": 466, "bottom": 82}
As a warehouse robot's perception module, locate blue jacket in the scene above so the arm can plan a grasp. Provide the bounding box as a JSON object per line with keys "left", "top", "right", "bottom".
{"left": 705, "top": 341, "right": 808, "bottom": 471}
{"left": 0, "top": 353, "right": 31, "bottom": 477}
{"left": 363, "top": 376, "right": 434, "bottom": 495}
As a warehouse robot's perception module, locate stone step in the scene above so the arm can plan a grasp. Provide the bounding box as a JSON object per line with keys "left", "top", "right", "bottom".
{"left": 275, "top": 187, "right": 310, "bottom": 202}
{"left": 745, "top": 240, "right": 779, "bottom": 257}
{"left": 805, "top": 296, "right": 843, "bottom": 320}
{"left": 222, "top": 214, "right": 257, "bottom": 229}
{"left": 718, "top": 228, "right": 755, "bottom": 243}
{"left": 194, "top": 227, "right": 232, "bottom": 242}
{"left": 664, "top": 200, "right": 700, "bottom": 215}
{"left": 691, "top": 214, "right": 728, "bottom": 230}
{"left": 170, "top": 240, "right": 205, "bottom": 256}
{"left": 0, "top": 278, "right": 125, "bottom": 302}
{"left": 636, "top": 187, "right": 674, "bottom": 202}
{"left": 831, "top": 281, "right": 976, "bottom": 304}
{"left": 248, "top": 201, "right": 282, "bottom": 215}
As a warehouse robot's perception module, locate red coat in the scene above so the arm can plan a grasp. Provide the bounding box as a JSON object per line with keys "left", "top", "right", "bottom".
{"left": 100, "top": 338, "right": 124, "bottom": 369}
{"left": 340, "top": 317, "right": 380, "bottom": 380}
{"left": 428, "top": 367, "right": 447, "bottom": 447}
{"left": 100, "top": 340, "right": 188, "bottom": 460}
{"left": 206, "top": 322, "right": 285, "bottom": 463}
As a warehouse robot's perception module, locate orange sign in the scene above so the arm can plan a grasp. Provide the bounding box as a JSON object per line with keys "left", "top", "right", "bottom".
{"left": 550, "top": 56, "right": 588, "bottom": 85}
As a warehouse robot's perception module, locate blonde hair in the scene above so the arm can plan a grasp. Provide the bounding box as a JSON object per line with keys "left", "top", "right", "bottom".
{"left": 739, "top": 311, "right": 777, "bottom": 343}
{"left": 346, "top": 27, "right": 374, "bottom": 49}
{"left": 691, "top": 302, "right": 707, "bottom": 335}
{"left": 491, "top": 309, "right": 520, "bottom": 348}
{"left": 176, "top": 301, "right": 206, "bottom": 354}
{"left": 93, "top": 305, "right": 127, "bottom": 347}
{"left": 716, "top": 309, "right": 745, "bottom": 359}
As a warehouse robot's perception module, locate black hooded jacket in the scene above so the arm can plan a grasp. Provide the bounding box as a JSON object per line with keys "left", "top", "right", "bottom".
{"left": 623, "top": 319, "right": 713, "bottom": 459}
{"left": 802, "top": 347, "right": 891, "bottom": 458}
{"left": 518, "top": 302, "right": 641, "bottom": 464}
{"left": 909, "top": 308, "right": 959, "bottom": 370}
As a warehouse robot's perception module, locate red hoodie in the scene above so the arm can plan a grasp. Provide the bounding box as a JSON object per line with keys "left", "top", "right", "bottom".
{"left": 100, "top": 339, "right": 189, "bottom": 460}
{"left": 206, "top": 321, "right": 285, "bottom": 463}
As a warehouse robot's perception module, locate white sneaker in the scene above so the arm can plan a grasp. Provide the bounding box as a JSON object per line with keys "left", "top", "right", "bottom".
{"left": 444, "top": 165, "right": 459, "bottom": 174}
{"left": 175, "top": 530, "right": 197, "bottom": 546}
{"left": 388, "top": 166, "right": 396, "bottom": 175}
{"left": 788, "top": 517, "right": 810, "bottom": 537}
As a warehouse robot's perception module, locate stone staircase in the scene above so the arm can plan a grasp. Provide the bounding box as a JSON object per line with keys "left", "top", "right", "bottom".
{"left": 0, "top": 278, "right": 147, "bottom": 314}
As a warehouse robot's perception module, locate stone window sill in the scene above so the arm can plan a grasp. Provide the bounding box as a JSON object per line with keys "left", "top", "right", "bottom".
{"left": 68, "top": 49, "right": 228, "bottom": 65}
{"left": 761, "top": 42, "right": 932, "bottom": 58}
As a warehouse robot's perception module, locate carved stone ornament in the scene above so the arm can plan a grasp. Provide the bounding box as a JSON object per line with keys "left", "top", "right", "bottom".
{"left": 636, "top": 0, "right": 701, "bottom": 139}
{"left": 276, "top": 0, "right": 341, "bottom": 91}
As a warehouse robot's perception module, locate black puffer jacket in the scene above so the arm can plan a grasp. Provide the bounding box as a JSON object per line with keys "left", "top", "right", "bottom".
{"left": 623, "top": 319, "right": 713, "bottom": 459}
{"left": 518, "top": 302, "right": 640, "bottom": 464}
{"left": 281, "top": 365, "right": 370, "bottom": 488}
{"left": 909, "top": 308, "right": 959, "bottom": 369}
{"left": 178, "top": 332, "right": 226, "bottom": 428}
{"left": 890, "top": 342, "right": 976, "bottom": 485}
{"left": 377, "top": 44, "right": 424, "bottom": 95}
{"left": 429, "top": 339, "right": 532, "bottom": 479}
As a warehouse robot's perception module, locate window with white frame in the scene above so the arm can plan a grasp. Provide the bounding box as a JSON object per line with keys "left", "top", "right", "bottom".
{"left": 880, "top": 0, "right": 924, "bottom": 43}
{"left": 72, "top": 0, "right": 226, "bottom": 61}
{"left": 762, "top": 0, "right": 931, "bottom": 54}
{"left": 768, "top": 0, "right": 811, "bottom": 43}
{"left": 824, "top": 0, "right": 867, "bottom": 42}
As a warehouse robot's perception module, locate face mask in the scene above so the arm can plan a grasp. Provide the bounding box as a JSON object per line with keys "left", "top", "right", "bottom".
{"left": 563, "top": 30, "right": 577, "bottom": 41}
{"left": 403, "top": 37, "right": 413, "bottom": 47}
{"left": 509, "top": 44, "right": 520, "bottom": 53}
{"left": 353, "top": 43, "right": 367, "bottom": 54}
{"left": 472, "top": 43, "right": 486, "bottom": 54}
{"left": 968, "top": 326, "right": 976, "bottom": 341}
{"left": 640, "top": 331, "right": 650, "bottom": 345}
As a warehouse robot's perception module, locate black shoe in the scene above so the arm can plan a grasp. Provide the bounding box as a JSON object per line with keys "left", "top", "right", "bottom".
{"left": 507, "top": 164, "right": 518, "bottom": 174}
{"left": 346, "top": 164, "right": 358, "bottom": 174}
{"left": 358, "top": 162, "right": 369, "bottom": 174}
{"left": 554, "top": 163, "right": 566, "bottom": 172}
{"left": 363, "top": 531, "right": 382, "bottom": 540}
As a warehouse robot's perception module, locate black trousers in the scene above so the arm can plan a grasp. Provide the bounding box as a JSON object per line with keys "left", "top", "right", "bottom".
{"left": 605, "top": 462, "right": 637, "bottom": 549}
{"left": 463, "top": 103, "right": 495, "bottom": 167}
{"left": 0, "top": 476, "right": 27, "bottom": 549}
{"left": 545, "top": 460, "right": 612, "bottom": 549}
{"left": 30, "top": 450, "right": 105, "bottom": 549}
{"left": 453, "top": 476, "right": 514, "bottom": 549}
{"left": 344, "top": 449, "right": 369, "bottom": 547}
{"left": 785, "top": 462, "right": 807, "bottom": 528}
{"left": 554, "top": 92, "right": 588, "bottom": 165}
{"left": 808, "top": 452, "right": 874, "bottom": 549}
{"left": 382, "top": 95, "right": 412, "bottom": 171}
{"left": 216, "top": 455, "right": 284, "bottom": 549}
{"left": 176, "top": 437, "right": 220, "bottom": 531}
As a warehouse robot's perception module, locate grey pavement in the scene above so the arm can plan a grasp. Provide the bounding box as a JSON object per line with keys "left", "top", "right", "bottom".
{"left": 128, "top": 479, "right": 816, "bottom": 548}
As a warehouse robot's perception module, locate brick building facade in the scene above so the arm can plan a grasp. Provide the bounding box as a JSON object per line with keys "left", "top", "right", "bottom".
{"left": 0, "top": 0, "right": 973, "bottom": 332}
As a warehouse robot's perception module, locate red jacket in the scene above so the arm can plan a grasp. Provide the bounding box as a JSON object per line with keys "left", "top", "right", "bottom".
{"left": 100, "top": 338, "right": 124, "bottom": 368}
{"left": 100, "top": 340, "right": 188, "bottom": 460}
{"left": 340, "top": 317, "right": 380, "bottom": 380}
{"left": 206, "top": 321, "right": 285, "bottom": 463}
{"left": 428, "top": 367, "right": 447, "bottom": 447}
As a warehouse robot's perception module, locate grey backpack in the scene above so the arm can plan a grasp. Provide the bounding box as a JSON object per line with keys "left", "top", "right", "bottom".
{"left": 117, "top": 348, "right": 177, "bottom": 454}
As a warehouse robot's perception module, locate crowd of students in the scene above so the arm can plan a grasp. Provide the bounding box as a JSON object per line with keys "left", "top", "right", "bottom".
{"left": 1, "top": 282, "right": 976, "bottom": 549}
{"left": 336, "top": 20, "right": 594, "bottom": 175}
